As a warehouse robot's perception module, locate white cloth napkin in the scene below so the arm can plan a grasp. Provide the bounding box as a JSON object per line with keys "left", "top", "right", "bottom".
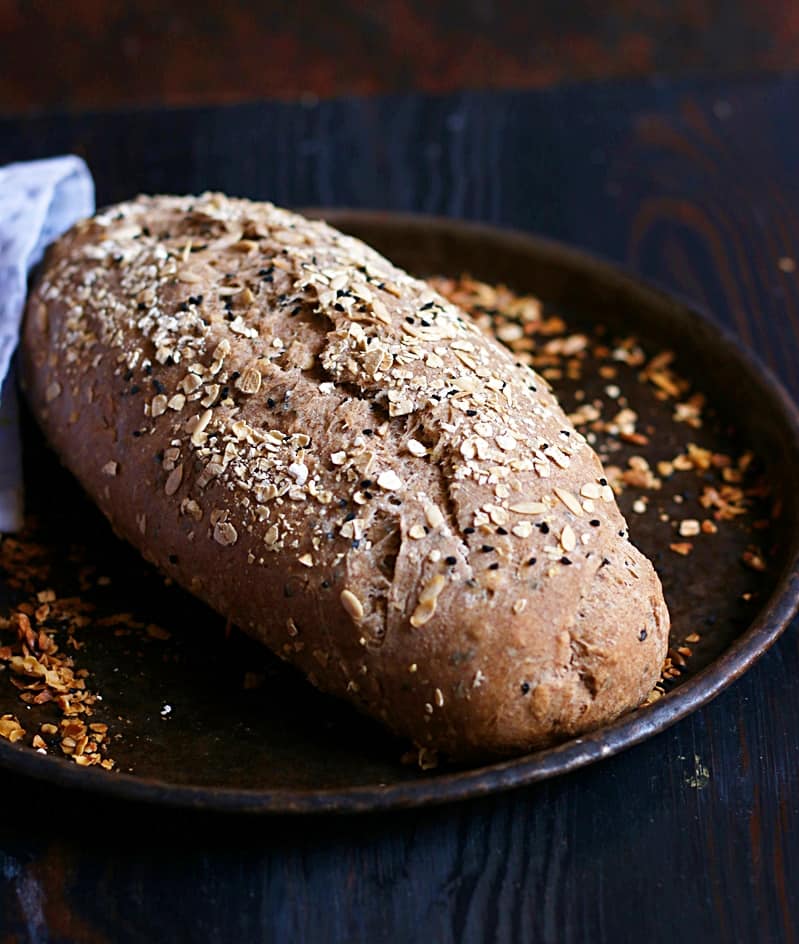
{"left": 0, "top": 156, "right": 95, "bottom": 532}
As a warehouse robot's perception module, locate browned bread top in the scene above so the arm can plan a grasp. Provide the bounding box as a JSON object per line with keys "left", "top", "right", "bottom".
{"left": 21, "top": 194, "right": 669, "bottom": 760}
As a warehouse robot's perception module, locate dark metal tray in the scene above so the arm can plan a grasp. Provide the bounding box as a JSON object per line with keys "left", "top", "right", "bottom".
{"left": 2, "top": 212, "right": 798, "bottom": 813}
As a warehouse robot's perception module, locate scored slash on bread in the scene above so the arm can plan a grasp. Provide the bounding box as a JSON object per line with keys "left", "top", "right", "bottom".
{"left": 21, "top": 194, "right": 669, "bottom": 761}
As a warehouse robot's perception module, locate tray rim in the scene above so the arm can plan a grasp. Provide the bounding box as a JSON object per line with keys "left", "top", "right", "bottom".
{"left": 2, "top": 210, "right": 798, "bottom": 815}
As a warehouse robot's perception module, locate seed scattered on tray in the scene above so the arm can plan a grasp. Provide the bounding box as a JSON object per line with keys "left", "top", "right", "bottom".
{"left": 0, "top": 530, "right": 169, "bottom": 769}
{"left": 0, "top": 540, "right": 115, "bottom": 768}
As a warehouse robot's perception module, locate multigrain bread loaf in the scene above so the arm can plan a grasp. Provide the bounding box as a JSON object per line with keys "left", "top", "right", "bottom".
{"left": 20, "top": 194, "right": 669, "bottom": 761}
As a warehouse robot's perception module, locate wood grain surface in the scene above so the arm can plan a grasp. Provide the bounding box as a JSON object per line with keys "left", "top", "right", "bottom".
{"left": 1, "top": 76, "right": 798, "bottom": 942}
{"left": 3, "top": 1, "right": 799, "bottom": 113}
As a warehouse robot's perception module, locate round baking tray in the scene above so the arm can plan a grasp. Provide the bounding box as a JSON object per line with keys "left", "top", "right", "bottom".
{"left": 1, "top": 211, "right": 798, "bottom": 814}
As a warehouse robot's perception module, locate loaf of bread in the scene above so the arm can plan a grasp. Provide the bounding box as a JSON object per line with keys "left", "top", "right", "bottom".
{"left": 20, "top": 194, "right": 669, "bottom": 761}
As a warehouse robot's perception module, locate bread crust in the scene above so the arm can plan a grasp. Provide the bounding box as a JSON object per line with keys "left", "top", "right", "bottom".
{"left": 20, "top": 194, "right": 669, "bottom": 760}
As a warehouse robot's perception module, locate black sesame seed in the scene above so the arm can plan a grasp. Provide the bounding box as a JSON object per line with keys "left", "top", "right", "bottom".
{"left": 599, "top": 477, "right": 608, "bottom": 486}
{"left": 129, "top": 385, "right": 140, "bottom": 395}
{"left": 466, "top": 409, "right": 478, "bottom": 417}
{"left": 520, "top": 682, "right": 531, "bottom": 695}
{"left": 639, "top": 629, "right": 648, "bottom": 641}
{"left": 267, "top": 398, "right": 276, "bottom": 408}
{"left": 362, "top": 428, "right": 373, "bottom": 436}
{"left": 153, "top": 379, "right": 166, "bottom": 394}
{"left": 481, "top": 545, "right": 495, "bottom": 553}
{"left": 463, "top": 527, "right": 475, "bottom": 534}
{"left": 526, "top": 557, "right": 537, "bottom": 566}
{"left": 561, "top": 557, "right": 572, "bottom": 565}
{"left": 344, "top": 512, "right": 356, "bottom": 522}
{"left": 496, "top": 527, "right": 508, "bottom": 535}
{"left": 445, "top": 556, "right": 457, "bottom": 566}
{"left": 589, "top": 519, "right": 600, "bottom": 527}
{"left": 488, "top": 562, "right": 499, "bottom": 570}
{"left": 539, "top": 523, "right": 550, "bottom": 535}
{"left": 321, "top": 580, "right": 330, "bottom": 589}
{"left": 230, "top": 371, "right": 240, "bottom": 381}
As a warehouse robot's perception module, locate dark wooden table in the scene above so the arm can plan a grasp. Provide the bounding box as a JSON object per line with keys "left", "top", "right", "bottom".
{"left": 3, "top": 1, "right": 799, "bottom": 111}
{"left": 1, "top": 76, "right": 798, "bottom": 943}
